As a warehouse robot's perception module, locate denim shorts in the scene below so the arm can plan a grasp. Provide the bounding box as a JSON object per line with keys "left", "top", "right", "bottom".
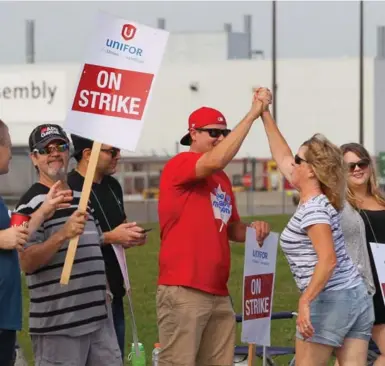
{"left": 296, "top": 282, "right": 374, "bottom": 347}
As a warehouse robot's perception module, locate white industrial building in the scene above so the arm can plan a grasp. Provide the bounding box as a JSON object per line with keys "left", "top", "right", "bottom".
{"left": 0, "top": 55, "right": 383, "bottom": 158}
{"left": 1, "top": 18, "right": 385, "bottom": 220}
{"left": 1, "top": 20, "right": 385, "bottom": 159}
{"left": 2, "top": 22, "right": 385, "bottom": 207}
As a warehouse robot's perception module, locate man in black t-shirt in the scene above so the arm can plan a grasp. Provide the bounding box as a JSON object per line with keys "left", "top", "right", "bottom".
{"left": 68, "top": 134, "right": 147, "bottom": 360}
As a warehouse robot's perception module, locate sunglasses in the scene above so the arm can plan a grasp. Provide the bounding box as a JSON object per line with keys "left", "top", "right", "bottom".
{"left": 294, "top": 154, "right": 307, "bottom": 165}
{"left": 101, "top": 148, "right": 120, "bottom": 158}
{"left": 347, "top": 159, "right": 370, "bottom": 172}
{"left": 33, "top": 143, "right": 69, "bottom": 155}
{"left": 195, "top": 128, "right": 231, "bottom": 138}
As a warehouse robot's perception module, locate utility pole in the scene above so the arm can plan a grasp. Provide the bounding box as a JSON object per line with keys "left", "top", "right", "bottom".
{"left": 272, "top": 1, "right": 277, "bottom": 123}
{"left": 271, "top": 1, "right": 284, "bottom": 213}
{"left": 359, "top": 0, "right": 364, "bottom": 145}
{"left": 25, "top": 19, "right": 35, "bottom": 64}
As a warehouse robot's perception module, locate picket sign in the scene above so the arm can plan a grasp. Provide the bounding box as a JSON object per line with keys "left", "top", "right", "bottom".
{"left": 60, "top": 9, "right": 168, "bottom": 283}
{"left": 242, "top": 229, "right": 279, "bottom": 366}
{"left": 58, "top": 9, "right": 169, "bottom": 356}
{"left": 369, "top": 242, "right": 385, "bottom": 305}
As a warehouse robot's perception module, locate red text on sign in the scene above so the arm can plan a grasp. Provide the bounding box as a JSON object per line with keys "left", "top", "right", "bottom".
{"left": 243, "top": 273, "right": 273, "bottom": 321}
{"left": 72, "top": 64, "right": 154, "bottom": 120}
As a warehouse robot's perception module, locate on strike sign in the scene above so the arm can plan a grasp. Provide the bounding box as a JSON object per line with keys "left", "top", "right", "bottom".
{"left": 244, "top": 273, "right": 274, "bottom": 321}
{"left": 64, "top": 11, "right": 169, "bottom": 151}
{"left": 72, "top": 65, "right": 153, "bottom": 120}
{"left": 241, "top": 229, "right": 279, "bottom": 346}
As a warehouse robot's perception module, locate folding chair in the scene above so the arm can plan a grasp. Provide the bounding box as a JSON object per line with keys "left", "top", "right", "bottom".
{"left": 234, "top": 311, "right": 297, "bottom": 366}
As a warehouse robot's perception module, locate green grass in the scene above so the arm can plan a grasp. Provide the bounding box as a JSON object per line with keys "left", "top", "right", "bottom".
{"left": 18, "top": 214, "right": 300, "bottom": 366}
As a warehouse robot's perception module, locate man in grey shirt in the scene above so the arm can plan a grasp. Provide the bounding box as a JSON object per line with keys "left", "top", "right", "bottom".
{"left": 15, "top": 124, "right": 122, "bottom": 366}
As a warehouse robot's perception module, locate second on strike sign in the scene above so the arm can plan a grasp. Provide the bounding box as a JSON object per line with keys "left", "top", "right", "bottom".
{"left": 65, "top": 11, "right": 169, "bottom": 151}
{"left": 242, "top": 229, "right": 279, "bottom": 346}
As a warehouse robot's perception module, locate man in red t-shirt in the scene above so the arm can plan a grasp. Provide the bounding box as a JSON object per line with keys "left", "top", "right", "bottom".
{"left": 157, "top": 88, "right": 272, "bottom": 365}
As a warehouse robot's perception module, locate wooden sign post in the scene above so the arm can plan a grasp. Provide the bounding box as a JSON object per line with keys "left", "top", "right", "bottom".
{"left": 60, "top": 142, "right": 102, "bottom": 285}
{"left": 248, "top": 344, "right": 256, "bottom": 366}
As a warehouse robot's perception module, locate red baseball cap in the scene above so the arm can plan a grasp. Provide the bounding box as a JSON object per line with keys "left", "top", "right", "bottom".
{"left": 180, "top": 107, "right": 227, "bottom": 146}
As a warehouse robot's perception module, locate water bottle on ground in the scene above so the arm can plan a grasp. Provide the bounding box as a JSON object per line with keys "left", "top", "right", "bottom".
{"left": 128, "top": 342, "right": 146, "bottom": 366}
{"left": 152, "top": 343, "right": 161, "bottom": 366}
{"left": 14, "top": 343, "right": 28, "bottom": 366}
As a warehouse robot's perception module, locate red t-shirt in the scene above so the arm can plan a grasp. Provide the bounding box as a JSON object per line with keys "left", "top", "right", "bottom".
{"left": 157, "top": 152, "right": 240, "bottom": 296}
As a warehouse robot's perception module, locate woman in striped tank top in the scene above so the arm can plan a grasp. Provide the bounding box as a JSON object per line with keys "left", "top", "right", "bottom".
{"left": 256, "top": 89, "right": 374, "bottom": 366}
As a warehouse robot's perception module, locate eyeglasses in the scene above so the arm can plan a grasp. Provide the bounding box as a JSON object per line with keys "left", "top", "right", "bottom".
{"left": 294, "top": 154, "right": 307, "bottom": 165}
{"left": 101, "top": 148, "right": 120, "bottom": 158}
{"left": 195, "top": 128, "right": 231, "bottom": 138}
{"left": 33, "top": 143, "right": 69, "bottom": 155}
{"left": 347, "top": 159, "right": 370, "bottom": 172}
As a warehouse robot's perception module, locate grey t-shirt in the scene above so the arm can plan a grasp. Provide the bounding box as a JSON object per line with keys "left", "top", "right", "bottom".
{"left": 16, "top": 183, "right": 108, "bottom": 336}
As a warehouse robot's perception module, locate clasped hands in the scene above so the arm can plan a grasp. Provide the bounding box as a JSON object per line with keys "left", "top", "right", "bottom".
{"left": 255, "top": 87, "right": 273, "bottom": 110}
{"left": 247, "top": 87, "right": 273, "bottom": 120}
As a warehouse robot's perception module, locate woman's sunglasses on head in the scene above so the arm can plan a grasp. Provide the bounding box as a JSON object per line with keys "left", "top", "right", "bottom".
{"left": 195, "top": 128, "right": 231, "bottom": 138}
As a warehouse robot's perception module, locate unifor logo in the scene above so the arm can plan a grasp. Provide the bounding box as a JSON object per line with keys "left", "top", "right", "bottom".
{"left": 121, "top": 24, "right": 137, "bottom": 41}
{"left": 252, "top": 249, "right": 268, "bottom": 260}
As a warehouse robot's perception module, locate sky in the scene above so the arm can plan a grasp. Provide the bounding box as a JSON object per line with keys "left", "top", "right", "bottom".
{"left": 0, "top": 0, "right": 385, "bottom": 64}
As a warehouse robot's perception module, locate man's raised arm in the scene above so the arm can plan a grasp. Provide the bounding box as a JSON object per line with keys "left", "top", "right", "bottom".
{"left": 196, "top": 88, "right": 271, "bottom": 179}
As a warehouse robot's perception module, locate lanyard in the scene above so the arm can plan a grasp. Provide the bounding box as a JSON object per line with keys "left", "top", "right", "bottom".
{"left": 91, "top": 184, "right": 140, "bottom": 356}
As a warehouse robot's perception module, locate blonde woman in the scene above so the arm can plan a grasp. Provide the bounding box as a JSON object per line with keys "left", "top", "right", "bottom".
{"left": 257, "top": 92, "right": 374, "bottom": 366}
{"left": 339, "top": 143, "right": 385, "bottom": 365}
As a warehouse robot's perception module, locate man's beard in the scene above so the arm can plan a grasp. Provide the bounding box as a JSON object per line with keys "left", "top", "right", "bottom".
{"left": 47, "top": 166, "right": 67, "bottom": 182}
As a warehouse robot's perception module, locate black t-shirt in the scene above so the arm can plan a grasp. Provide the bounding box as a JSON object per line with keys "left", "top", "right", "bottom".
{"left": 67, "top": 169, "right": 126, "bottom": 298}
